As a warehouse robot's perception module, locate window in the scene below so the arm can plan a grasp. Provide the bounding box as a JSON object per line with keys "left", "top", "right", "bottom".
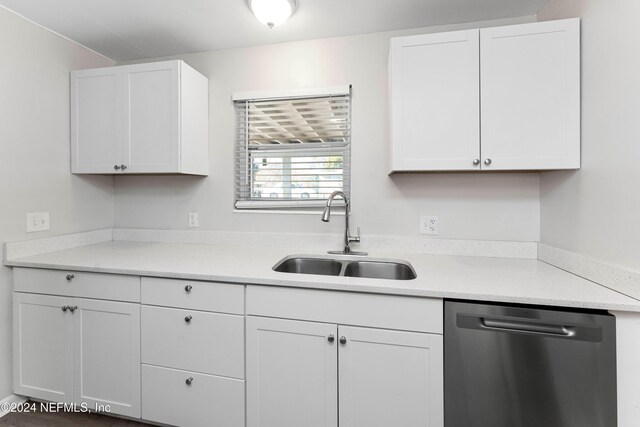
{"left": 234, "top": 86, "right": 351, "bottom": 210}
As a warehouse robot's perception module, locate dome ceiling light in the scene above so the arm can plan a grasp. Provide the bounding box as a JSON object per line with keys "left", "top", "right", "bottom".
{"left": 248, "top": 0, "right": 297, "bottom": 29}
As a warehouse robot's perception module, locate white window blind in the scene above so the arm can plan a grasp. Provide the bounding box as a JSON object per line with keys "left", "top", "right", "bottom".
{"left": 234, "top": 87, "right": 351, "bottom": 209}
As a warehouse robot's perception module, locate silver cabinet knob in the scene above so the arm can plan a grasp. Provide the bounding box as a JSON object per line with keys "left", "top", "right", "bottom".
{"left": 484, "top": 158, "right": 492, "bottom": 166}
{"left": 66, "top": 274, "right": 75, "bottom": 281}
{"left": 69, "top": 305, "right": 78, "bottom": 313}
{"left": 185, "top": 285, "right": 193, "bottom": 293}
{"left": 339, "top": 336, "right": 347, "bottom": 345}
{"left": 114, "top": 165, "right": 121, "bottom": 170}
{"left": 185, "top": 377, "right": 194, "bottom": 386}
{"left": 185, "top": 315, "right": 192, "bottom": 323}
{"left": 61, "top": 306, "right": 69, "bottom": 312}
{"left": 327, "top": 335, "right": 335, "bottom": 343}
{"left": 473, "top": 159, "right": 480, "bottom": 166}
{"left": 120, "top": 165, "right": 127, "bottom": 171}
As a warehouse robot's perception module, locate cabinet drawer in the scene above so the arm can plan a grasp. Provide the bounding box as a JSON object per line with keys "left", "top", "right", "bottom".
{"left": 142, "top": 364, "right": 244, "bottom": 427}
{"left": 247, "top": 286, "right": 443, "bottom": 334}
{"left": 141, "top": 277, "right": 244, "bottom": 314}
{"left": 141, "top": 305, "right": 244, "bottom": 378}
{"left": 13, "top": 268, "right": 140, "bottom": 302}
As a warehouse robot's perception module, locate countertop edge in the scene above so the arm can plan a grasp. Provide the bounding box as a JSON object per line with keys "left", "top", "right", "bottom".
{"left": 7, "top": 258, "right": 640, "bottom": 313}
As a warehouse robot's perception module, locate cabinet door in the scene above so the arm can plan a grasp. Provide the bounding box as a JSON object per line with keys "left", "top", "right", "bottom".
{"left": 73, "top": 298, "right": 140, "bottom": 418}
{"left": 141, "top": 305, "right": 244, "bottom": 378}
{"left": 246, "top": 316, "right": 338, "bottom": 427}
{"left": 390, "top": 30, "right": 480, "bottom": 171}
{"left": 123, "top": 61, "right": 180, "bottom": 173}
{"left": 71, "top": 67, "right": 123, "bottom": 173}
{"left": 142, "top": 364, "right": 245, "bottom": 427}
{"left": 338, "top": 326, "right": 443, "bottom": 427}
{"left": 480, "top": 19, "right": 580, "bottom": 170}
{"left": 13, "top": 293, "right": 74, "bottom": 402}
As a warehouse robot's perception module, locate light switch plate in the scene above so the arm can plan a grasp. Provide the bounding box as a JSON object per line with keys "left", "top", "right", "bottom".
{"left": 27, "top": 212, "right": 50, "bottom": 232}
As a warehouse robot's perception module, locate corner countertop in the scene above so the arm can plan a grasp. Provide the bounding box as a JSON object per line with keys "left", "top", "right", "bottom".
{"left": 5, "top": 240, "right": 640, "bottom": 312}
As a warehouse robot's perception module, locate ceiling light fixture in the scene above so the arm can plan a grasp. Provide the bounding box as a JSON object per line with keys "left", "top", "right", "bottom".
{"left": 248, "top": 0, "right": 297, "bottom": 29}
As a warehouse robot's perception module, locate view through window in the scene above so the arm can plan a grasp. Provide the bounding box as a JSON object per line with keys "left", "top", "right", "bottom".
{"left": 234, "top": 88, "right": 351, "bottom": 209}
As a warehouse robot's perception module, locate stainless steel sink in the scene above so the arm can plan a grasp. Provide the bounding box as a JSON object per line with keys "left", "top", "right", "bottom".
{"left": 273, "top": 256, "right": 416, "bottom": 280}
{"left": 343, "top": 260, "right": 416, "bottom": 280}
{"left": 273, "top": 257, "right": 343, "bottom": 276}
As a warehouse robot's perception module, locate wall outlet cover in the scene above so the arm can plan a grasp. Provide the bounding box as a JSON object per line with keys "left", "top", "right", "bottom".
{"left": 420, "top": 215, "right": 439, "bottom": 235}
{"left": 188, "top": 212, "right": 199, "bottom": 228}
{"left": 26, "top": 212, "right": 50, "bottom": 233}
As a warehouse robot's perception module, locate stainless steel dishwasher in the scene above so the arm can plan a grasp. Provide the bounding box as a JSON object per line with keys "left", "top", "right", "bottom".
{"left": 445, "top": 300, "right": 617, "bottom": 427}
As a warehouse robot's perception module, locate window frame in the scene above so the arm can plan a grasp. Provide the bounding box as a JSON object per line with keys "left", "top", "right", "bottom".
{"left": 233, "top": 85, "right": 352, "bottom": 211}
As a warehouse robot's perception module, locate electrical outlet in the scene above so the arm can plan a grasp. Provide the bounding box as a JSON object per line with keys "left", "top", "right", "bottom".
{"left": 188, "top": 212, "right": 199, "bottom": 228}
{"left": 420, "top": 215, "right": 439, "bottom": 235}
{"left": 27, "top": 212, "right": 50, "bottom": 232}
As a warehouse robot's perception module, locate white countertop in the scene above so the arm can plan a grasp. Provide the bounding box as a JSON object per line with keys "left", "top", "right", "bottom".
{"left": 5, "top": 240, "right": 640, "bottom": 312}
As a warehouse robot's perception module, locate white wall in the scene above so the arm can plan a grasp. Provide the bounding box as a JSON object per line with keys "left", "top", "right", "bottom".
{"left": 538, "top": 1, "right": 640, "bottom": 272}
{"left": 114, "top": 17, "right": 540, "bottom": 242}
{"left": 0, "top": 7, "right": 114, "bottom": 399}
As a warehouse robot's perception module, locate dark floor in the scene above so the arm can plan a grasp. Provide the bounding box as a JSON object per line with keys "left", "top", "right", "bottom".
{"left": 0, "top": 402, "right": 153, "bottom": 427}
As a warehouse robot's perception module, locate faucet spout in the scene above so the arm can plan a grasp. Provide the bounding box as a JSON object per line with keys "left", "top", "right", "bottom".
{"left": 320, "top": 191, "right": 367, "bottom": 256}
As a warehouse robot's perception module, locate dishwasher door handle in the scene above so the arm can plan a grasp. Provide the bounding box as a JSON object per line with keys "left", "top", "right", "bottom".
{"left": 456, "top": 313, "right": 602, "bottom": 342}
{"left": 481, "top": 318, "right": 574, "bottom": 336}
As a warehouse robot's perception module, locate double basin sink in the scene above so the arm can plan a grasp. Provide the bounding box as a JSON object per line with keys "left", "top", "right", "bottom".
{"left": 273, "top": 255, "right": 417, "bottom": 280}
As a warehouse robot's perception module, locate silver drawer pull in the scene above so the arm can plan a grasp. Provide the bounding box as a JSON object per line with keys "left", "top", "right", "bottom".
{"left": 185, "top": 285, "right": 193, "bottom": 293}
{"left": 185, "top": 315, "right": 192, "bottom": 323}
{"left": 185, "top": 377, "right": 194, "bottom": 386}
{"left": 61, "top": 306, "right": 69, "bottom": 312}
{"left": 69, "top": 305, "right": 78, "bottom": 313}
{"left": 66, "top": 274, "right": 75, "bottom": 281}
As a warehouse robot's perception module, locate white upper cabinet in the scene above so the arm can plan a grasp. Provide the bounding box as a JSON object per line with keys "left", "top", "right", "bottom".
{"left": 71, "top": 60, "right": 209, "bottom": 175}
{"left": 480, "top": 19, "right": 580, "bottom": 170}
{"left": 389, "top": 18, "right": 580, "bottom": 172}
{"left": 71, "top": 67, "right": 123, "bottom": 174}
{"left": 390, "top": 30, "right": 480, "bottom": 171}
{"left": 124, "top": 61, "right": 181, "bottom": 173}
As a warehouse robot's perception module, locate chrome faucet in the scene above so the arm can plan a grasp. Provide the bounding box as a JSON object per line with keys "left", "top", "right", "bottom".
{"left": 321, "top": 191, "right": 367, "bottom": 255}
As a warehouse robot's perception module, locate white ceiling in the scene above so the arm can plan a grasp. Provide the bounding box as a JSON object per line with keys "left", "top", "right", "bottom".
{"left": 0, "top": 0, "right": 550, "bottom": 61}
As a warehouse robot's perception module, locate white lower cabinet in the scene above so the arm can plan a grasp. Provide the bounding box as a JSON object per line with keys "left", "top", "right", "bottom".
{"left": 140, "top": 277, "right": 246, "bottom": 427}
{"left": 13, "top": 292, "right": 141, "bottom": 417}
{"left": 246, "top": 316, "right": 338, "bottom": 427}
{"left": 141, "top": 365, "right": 245, "bottom": 427}
{"left": 338, "top": 326, "right": 443, "bottom": 427}
{"left": 13, "top": 293, "right": 74, "bottom": 403}
{"left": 141, "top": 305, "right": 244, "bottom": 378}
{"left": 246, "top": 315, "right": 444, "bottom": 427}
{"left": 73, "top": 298, "right": 141, "bottom": 417}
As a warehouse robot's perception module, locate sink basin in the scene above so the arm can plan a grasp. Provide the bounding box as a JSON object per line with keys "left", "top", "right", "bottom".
{"left": 273, "top": 256, "right": 416, "bottom": 280}
{"left": 273, "top": 257, "right": 342, "bottom": 276}
{"left": 344, "top": 260, "right": 416, "bottom": 280}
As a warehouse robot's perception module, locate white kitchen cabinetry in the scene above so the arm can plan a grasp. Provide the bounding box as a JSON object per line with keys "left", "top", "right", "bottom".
{"left": 246, "top": 316, "right": 338, "bottom": 427}
{"left": 246, "top": 287, "right": 444, "bottom": 427}
{"left": 140, "top": 277, "right": 245, "bottom": 427}
{"left": 389, "top": 18, "right": 580, "bottom": 172}
{"left": 480, "top": 19, "right": 580, "bottom": 170}
{"left": 69, "top": 67, "right": 123, "bottom": 173}
{"left": 389, "top": 30, "right": 480, "bottom": 171}
{"left": 13, "top": 272, "right": 141, "bottom": 418}
{"left": 338, "top": 326, "right": 443, "bottom": 427}
{"left": 73, "top": 298, "right": 140, "bottom": 417}
{"left": 71, "top": 60, "right": 208, "bottom": 175}
{"left": 13, "top": 293, "right": 74, "bottom": 403}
